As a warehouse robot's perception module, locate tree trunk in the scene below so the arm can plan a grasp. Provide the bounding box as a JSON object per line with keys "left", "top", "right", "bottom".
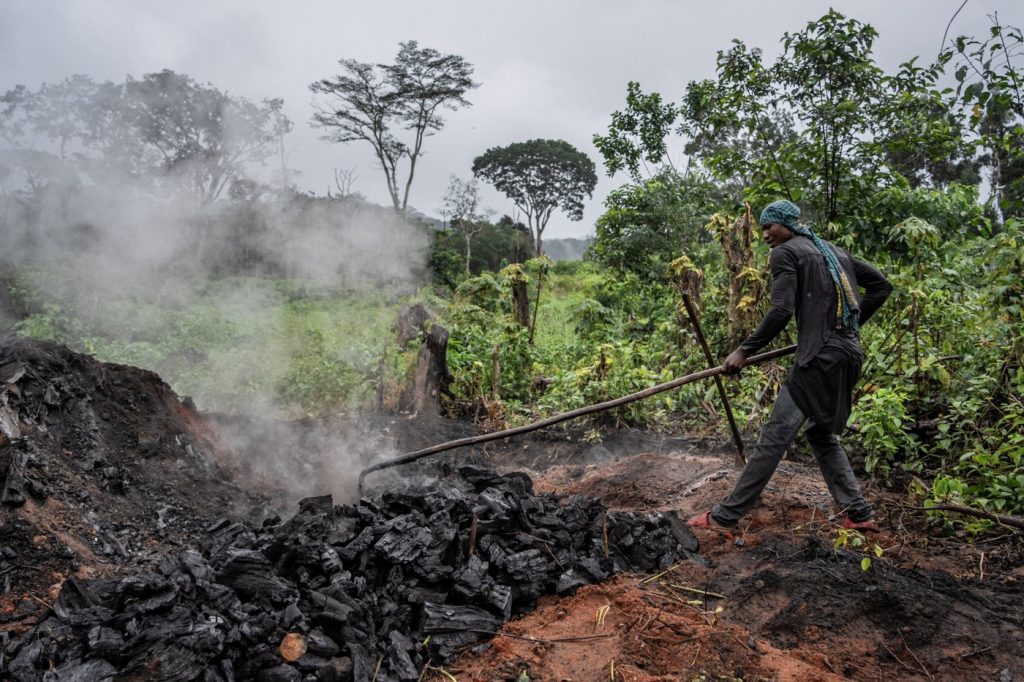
{"left": 399, "top": 324, "right": 454, "bottom": 415}
{"left": 511, "top": 280, "right": 531, "bottom": 331}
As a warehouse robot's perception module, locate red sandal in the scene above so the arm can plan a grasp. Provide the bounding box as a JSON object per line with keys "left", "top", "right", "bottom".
{"left": 843, "top": 516, "right": 881, "bottom": 533}
{"left": 687, "top": 511, "right": 736, "bottom": 538}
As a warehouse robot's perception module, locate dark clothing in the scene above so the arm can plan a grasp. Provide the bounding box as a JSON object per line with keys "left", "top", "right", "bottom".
{"left": 709, "top": 233, "right": 891, "bottom": 527}
{"left": 711, "top": 386, "right": 875, "bottom": 526}
{"left": 739, "top": 236, "right": 892, "bottom": 367}
{"left": 787, "top": 331, "right": 862, "bottom": 434}
{"left": 739, "top": 235, "right": 892, "bottom": 433}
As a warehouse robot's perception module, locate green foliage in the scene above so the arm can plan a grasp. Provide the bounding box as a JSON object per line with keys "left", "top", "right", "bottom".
{"left": 850, "top": 387, "right": 917, "bottom": 477}
{"left": 591, "top": 170, "right": 721, "bottom": 281}
{"left": 944, "top": 18, "right": 1024, "bottom": 219}
{"left": 473, "top": 139, "right": 597, "bottom": 256}
{"left": 592, "top": 81, "right": 681, "bottom": 181}
{"left": 541, "top": 341, "right": 671, "bottom": 428}
{"left": 12, "top": 271, "right": 399, "bottom": 417}
{"left": 862, "top": 183, "right": 989, "bottom": 254}
{"left": 430, "top": 217, "right": 533, "bottom": 277}
{"left": 596, "top": 9, "right": 997, "bottom": 239}
{"left": 427, "top": 235, "right": 464, "bottom": 289}
{"left": 277, "top": 325, "right": 377, "bottom": 415}
{"left": 454, "top": 272, "right": 503, "bottom": 311}
{"left": 833, "top": 528, "right": 884, "bottom": 571}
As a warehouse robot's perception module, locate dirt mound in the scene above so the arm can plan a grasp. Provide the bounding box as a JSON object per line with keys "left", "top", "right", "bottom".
{"left": 0, "top": 332, "right": 271, "bottom": 637}
{"left": 438, "top": 451, "right": 1024, "bottom": 681}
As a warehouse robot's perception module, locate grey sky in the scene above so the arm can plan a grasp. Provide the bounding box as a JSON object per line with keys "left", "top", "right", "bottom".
{"left": 3, "top": 0, "right": 1021, "bottom": 238}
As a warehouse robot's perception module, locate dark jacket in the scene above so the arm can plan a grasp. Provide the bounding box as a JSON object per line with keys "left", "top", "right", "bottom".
{"left": 738, "top": 235, "right": 893, "bottom": 432}
{"left": 739, "top": 236, "right": 892, "bottom": 366}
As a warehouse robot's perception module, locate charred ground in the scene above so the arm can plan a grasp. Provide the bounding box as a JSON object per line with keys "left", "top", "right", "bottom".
{"left": 1, "top": 333, "right": 1022, "bottom": 681}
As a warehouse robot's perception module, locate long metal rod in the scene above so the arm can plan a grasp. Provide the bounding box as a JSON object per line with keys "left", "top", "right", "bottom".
{"left": 681, "top": 292, "right": 745, "bottom": 466}
{"left": 357, "top": 344, "right": 796, "bottom": 495}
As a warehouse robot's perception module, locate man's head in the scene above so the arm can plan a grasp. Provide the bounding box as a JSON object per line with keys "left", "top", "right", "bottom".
{"left": 759, "top": 199, "right": 801, "bottom": 248}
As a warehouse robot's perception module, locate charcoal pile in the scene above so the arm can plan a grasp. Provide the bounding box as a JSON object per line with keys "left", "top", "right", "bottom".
{"left": 0, "top": 333, "right": 270, "bottom": 634}
{"left": 6, "top": 465, "right": 700, "bottom": 681}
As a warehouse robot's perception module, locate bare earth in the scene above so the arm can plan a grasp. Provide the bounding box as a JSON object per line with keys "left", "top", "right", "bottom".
{"left": 433, "top": 452, "right": 1024, "bottom": 681}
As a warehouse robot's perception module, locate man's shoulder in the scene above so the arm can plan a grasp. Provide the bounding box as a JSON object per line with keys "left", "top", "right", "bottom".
{"left": 775, "top": 237, "right": 816, "bottom": 259}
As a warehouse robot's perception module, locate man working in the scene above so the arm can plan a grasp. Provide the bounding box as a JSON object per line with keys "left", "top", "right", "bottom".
{"left": 689, "top": 200, "right": 892, "bottom": 533}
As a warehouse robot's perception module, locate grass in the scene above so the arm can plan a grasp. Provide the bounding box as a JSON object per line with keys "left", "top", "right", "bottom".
{"left": 14, "top": 270, "right": 404, "bottom": 417}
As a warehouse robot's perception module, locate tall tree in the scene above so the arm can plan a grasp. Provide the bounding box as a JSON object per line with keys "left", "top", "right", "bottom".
{"left": 310, "top": 41, "right": 478, "bottom": 214}
{"left": 442, "top": 175, "right": 486, "bottom": 273}
{"left": 119, "top": 70, "right": 290, "bottom": 206}
{"left": 472, "top": 139, "right": 597, "bottom": 257}
{"left": 944, "top": 17, "right": 1024, "bottom": 221}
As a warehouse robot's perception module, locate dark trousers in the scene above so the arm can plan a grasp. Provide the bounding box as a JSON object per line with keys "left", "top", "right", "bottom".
{"left": 711, "top": 385, "right": 873, "bottom": 526}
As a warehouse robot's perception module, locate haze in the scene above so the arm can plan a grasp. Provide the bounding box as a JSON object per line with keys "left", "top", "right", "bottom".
{"left": 3, "top": 0, "right": 1021, "bottom": 237}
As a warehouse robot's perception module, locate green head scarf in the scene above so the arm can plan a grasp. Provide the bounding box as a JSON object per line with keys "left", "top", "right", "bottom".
{"left": 759, "top": 200, "right": 801, "bottom": 230}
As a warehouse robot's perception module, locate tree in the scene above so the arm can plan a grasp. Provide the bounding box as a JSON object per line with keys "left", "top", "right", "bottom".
{"left": 311, "top": 41, "right": 478, "bottom": 214}
{"left": 592, "top": 169, "right": 722, "bottom": 280}
{"left": 944, "top": 17, "right": 1024, "bottom": 221}
{"left": 442, "top": 175, "right": 487, "bottom": 273}
{"left": 0, "top": 71, "right": 290, "bottom": 205}
{"left": 678, "top": 14, "right": 889, "bottom": 223}
{"left": 431, "top": 215, "right": 532, "bottom": 276}
{"left": 472, "top": 139, "right": 597, "bottom": 257}
{"left": 118, "top": 70, "right": 290, "bottom": 206}
{"left": 0, "top": 84, "right": 79, "bottom": 199}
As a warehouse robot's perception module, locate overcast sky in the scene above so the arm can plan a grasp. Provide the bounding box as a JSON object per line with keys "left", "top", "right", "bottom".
{"left": 3, "top": 0, "right": 1021, "bottom": 239}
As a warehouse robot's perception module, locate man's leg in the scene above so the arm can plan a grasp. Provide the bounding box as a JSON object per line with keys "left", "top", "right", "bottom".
{"left": 805, "top": 424, "right": 874, "bottom": 521}
{"left": 710, "top": 385, "right": 806, "bottom": 526}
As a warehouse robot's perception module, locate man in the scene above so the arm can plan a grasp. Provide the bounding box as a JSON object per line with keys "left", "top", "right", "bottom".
{"left": 689, "top": 200, "right": 892, "bottom": 533}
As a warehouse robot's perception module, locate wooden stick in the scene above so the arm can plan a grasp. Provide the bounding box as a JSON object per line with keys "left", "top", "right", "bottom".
{"left": 682, "top": 291, "right": 745, "bottom": 466}
{"left": 467, "top": 513, "right": 478, "bottom": 558}
{"left": 904, "top": 504, "right": 1024, "bottom": 531}
{"left": 469, "top": 629, "right": 613, "bottom": 643}
{"left": 667, "top": 584, "right": 727, "bottom": 600}
{"left": 640, "top": 563, "right": 683, "bottom": 584}
{"left": 357, "top": 345, "right": 797, "bottom": 493}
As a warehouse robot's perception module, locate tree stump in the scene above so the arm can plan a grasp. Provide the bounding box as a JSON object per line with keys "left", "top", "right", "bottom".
{"left": 399, "top": 323, "right": 454, "bottom": 415}
{"left": 511, "top": 279, "right": 531, "bottom": 331}
{"left": 396, "top": 303, "right": 436, "bottom": 345}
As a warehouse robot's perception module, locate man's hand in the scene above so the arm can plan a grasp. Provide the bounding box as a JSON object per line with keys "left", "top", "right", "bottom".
{"left": 723, "top": 347, "right": 748, "bottom": 375}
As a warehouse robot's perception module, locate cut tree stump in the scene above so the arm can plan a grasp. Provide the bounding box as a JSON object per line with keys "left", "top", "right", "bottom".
{"left": 399, "top": 323, "right": 454, "bottom": 415}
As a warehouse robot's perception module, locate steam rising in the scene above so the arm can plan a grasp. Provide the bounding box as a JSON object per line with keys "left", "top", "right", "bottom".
{"left": 1, "top": 73, "right": 433, "bottom": 506}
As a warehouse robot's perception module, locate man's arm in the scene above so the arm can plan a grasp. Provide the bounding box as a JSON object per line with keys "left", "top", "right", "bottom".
{"left": 724, "top": 246, "right": 797, "bottom": 373}
{"left": 851, "top": 257, "right": 893, "bottom": 325}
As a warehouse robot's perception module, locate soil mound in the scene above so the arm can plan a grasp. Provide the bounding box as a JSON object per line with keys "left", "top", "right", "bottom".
{"left": 0, "top": 332, "right": 271, "bottom": 638}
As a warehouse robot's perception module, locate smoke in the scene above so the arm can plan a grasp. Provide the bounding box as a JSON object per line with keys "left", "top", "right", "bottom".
{"left": 1, "top": 74, "right": 435, "bottom": 506}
